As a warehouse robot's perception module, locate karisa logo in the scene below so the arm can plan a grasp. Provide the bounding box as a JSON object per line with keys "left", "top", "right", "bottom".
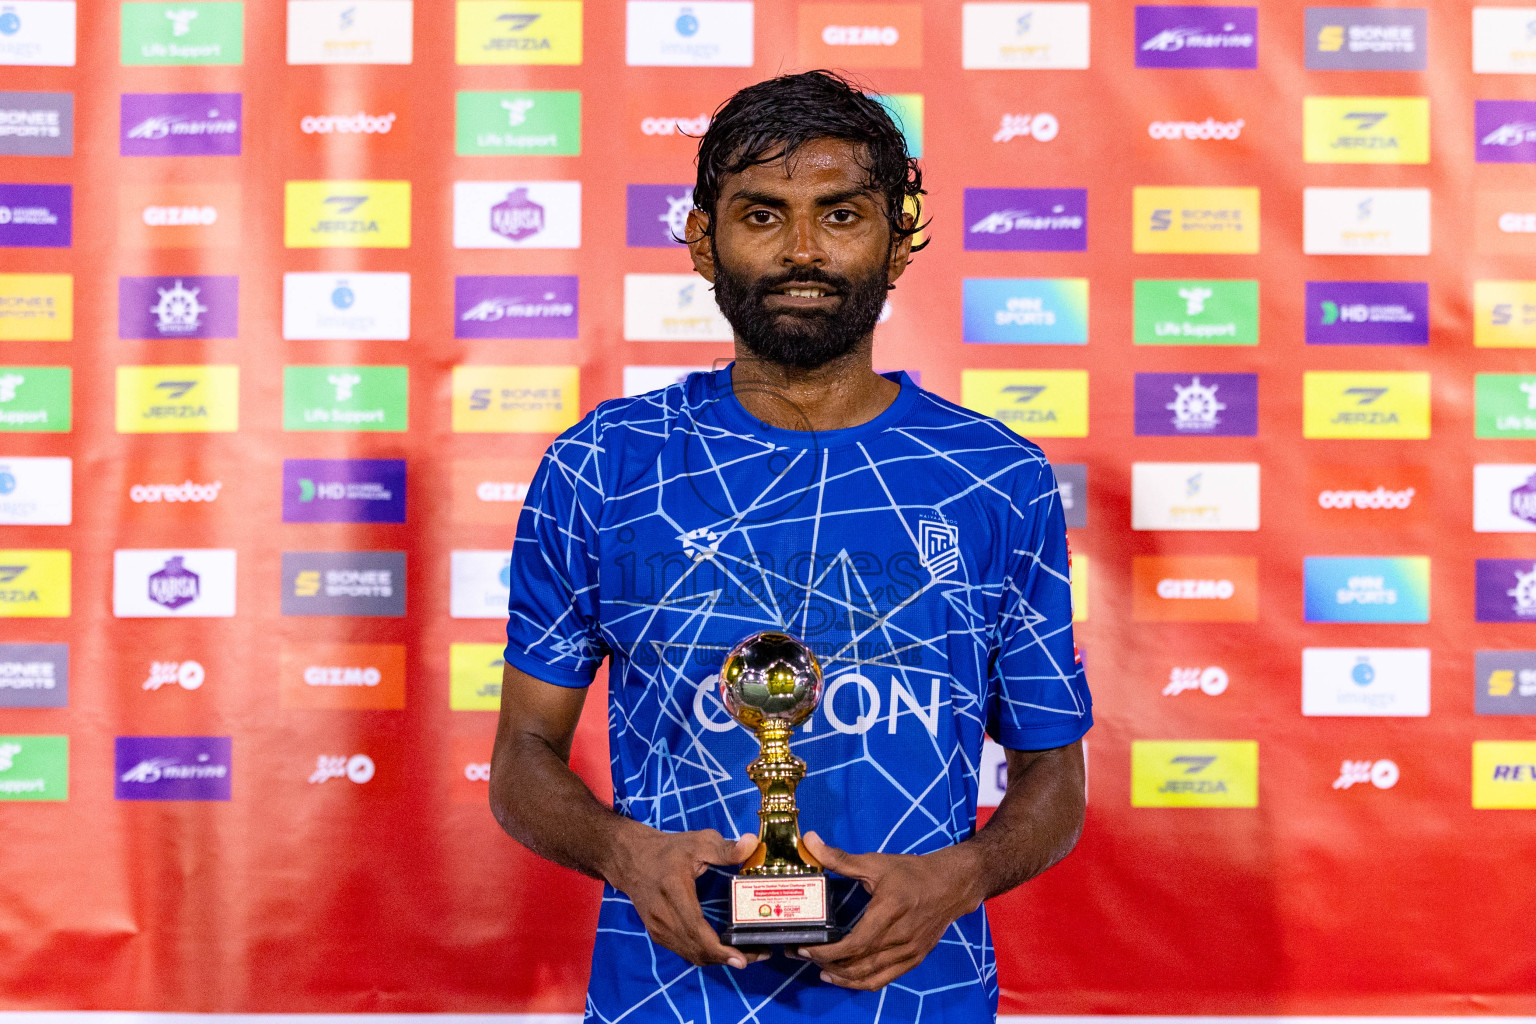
{"left": 300, "top": 111, "right": 397, "bottom": 135}
{"left": 1163, "top": 666, "right": 1229, "bottom": 696}
{"left": 1166, "top": 377, "right": 1226, "bottom": 431}
{"left": 144, "top": 659, "right": 205, "bottom": 691}
{"left": 166, "top": 8, "right": 198, "bottom": 37}
{"left": 491, "top": 188, "right": 544, "bottom": 242}
{"left": 993, "top": 113, "right": 1058, "bottom": 143}
{"left": 309, "top": 754, "right": 375, "bottom": 785}
{"left": 148, "top": 556, "right": 200, "bottom": 610}
{"left": 1333, "top": 758, "right": 1399, "bottom": 790}
{"left": 1147, "top": 117, "right": 1245, "bottom": 140}
{"left": 150, "top": 280, "right": 207, "bottom": 335}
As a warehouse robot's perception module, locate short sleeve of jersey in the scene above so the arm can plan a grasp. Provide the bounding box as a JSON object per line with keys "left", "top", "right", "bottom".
{"left": 988, "top": 460, "right": 1093, "bottom": 750}
{"left": 503, "top": 420, "right": 610, "bottom": 687}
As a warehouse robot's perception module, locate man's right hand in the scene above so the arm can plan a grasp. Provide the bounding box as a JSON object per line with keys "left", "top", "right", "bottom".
{"left": 605, "top": 826, "right": 763, "bottom": 969}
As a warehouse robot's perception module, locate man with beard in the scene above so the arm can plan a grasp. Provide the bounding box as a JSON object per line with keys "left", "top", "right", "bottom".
{"left": 489, "top": 71, "right": 1092, "bottom": 1022}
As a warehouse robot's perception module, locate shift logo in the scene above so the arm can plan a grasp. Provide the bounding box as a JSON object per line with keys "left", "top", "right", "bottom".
{"left": 119, "top": 275, "right": 237, "bottom": 340}
{"left": 1303, "top": 371, "right": 1430, "bottom": 439}
{"left": 1132, "top": 462, "right": 1259, "bottom": 531}
{"left": 1476, "top": 560, "right": 1536, "bottom": 622}
{"left": 115, "top": 736, "right": 231, "bottom": 800}
{"left": 1474, "top": 8, "right": 1536, "bottom": 74}
{"left": 1134, "top": 373, "right": 1257, "bottom": 437}
{"left": 962, "top": 2, "right": 1089, "bottom": 69}
{"left": 1333, "top": 759, "right": 1399, "bottom": 790}
{"left": 1163, "top": 666, "right": 1229, "bottom": 696}
{"left": 309, "top": 754, "right": 375, "bottom": 785}
{"left": 286, "top": 0, "right": 414, "bottom": 64}
{"left": 1135, "top": 6, "right": 1257, "bottom": 69}
{"left": 1303, "top": 187, "right": 1431, "bottom": 255}
{"left": 1303, "top": 96, "right": 1428, "bottom": 164}
{"left": 623, "top": 272, "right": 732, "bottom": 341}
{"left": 1131, "top": 740, "right": 1258, "bottom": 807}
{"left": 963, "top": 188, "right": 1086, "bottom": 252}
{"left": 961, "top": 370, "right": 1088, "bottom": 438}
{"left": 457, "top": 2, "right": 582, "bottom": 65}
{"left": 143, "top": 659, "right": 204, "bottom": 691}
{"left": 284, "top": 180, "right": 410, "bottom": 248}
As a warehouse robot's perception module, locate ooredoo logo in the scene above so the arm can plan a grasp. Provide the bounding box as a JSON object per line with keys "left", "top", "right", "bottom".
{"left": 1132, "top": 556, "right": 1258, "bottom": 622}
{"left": 279, "top": 641, "right": 406, "bottom": 709}
{"left": 1307, "top": 465, "right": 1428, "bottom": 527}
{"left": 626, "top": 92, "right": 712, "bottom": 154}
{"left": 1147, "top": 117, "right": 1245, "bottom": 141}
{"left": 301, "top": 110, "right": 396, "bottom": 135}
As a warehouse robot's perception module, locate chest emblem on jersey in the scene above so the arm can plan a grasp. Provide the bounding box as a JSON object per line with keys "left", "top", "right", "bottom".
{"left": 681, "top": 526, "right": 723, "bottom": 562}
{"left": 918, "top": 518, "right": 961, "bottom": 581}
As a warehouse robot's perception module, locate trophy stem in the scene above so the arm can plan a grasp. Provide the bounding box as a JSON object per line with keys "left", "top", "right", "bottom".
{"left": 743, "top": 719, "right": 821, "bottom": 876}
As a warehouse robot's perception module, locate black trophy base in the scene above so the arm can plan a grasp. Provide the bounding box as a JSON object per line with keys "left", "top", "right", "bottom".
{"left": 720, "top": 922, "right": 843, "bottom": 949}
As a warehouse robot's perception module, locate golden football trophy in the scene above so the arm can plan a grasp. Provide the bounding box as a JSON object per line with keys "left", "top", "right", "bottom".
{"left": 717, "top": 631, "right": 842, "bottom": 948}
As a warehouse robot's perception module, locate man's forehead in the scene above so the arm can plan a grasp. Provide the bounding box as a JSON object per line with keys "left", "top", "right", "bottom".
{"left": 725, "top": 138, "right": 876, "bottom": 193}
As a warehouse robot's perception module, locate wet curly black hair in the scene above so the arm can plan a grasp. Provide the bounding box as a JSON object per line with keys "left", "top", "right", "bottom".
{"left": 690, "top": 70, "right": 927, "bottom": 253}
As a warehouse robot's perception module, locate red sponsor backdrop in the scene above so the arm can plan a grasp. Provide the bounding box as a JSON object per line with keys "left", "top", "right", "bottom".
{"left": 2, "top": 0, "right": 1536, "bottom": 1015}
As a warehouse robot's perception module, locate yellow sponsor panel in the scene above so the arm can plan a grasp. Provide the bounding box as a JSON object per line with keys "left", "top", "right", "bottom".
{"left": 960, "top": 369, "right": 1088, "bottom": 438}
{"left": 450, "top": 643, "right": 506, "bottom": 711}
{"left": 284, "top": 181, "right": 411, "bottom": 249}
{"left": 1303, "top": 96, "right": 1430, "bottom": 164}
{"left": 456, "top": 1, "right": 583, "bottom": 65}
{"left": 0, "top": 274, "right": 71, "bottom": 341}
{"left": 0, "top": 550, "right": 70, "bottom": 618}
{"left": 1473, "top": 741, "right": 1536, "bottom": 808}
{"left": 1302, "top": 371, "right": 1430, "bottom": 439}
{"left": 1474, "top": 281, "right": 1536, "bottom": 347}
{"left": 452, "top": 365, "right": 581, "bottom": 433}
{"left": 1070, "top": 553, "right": 1087, "bottom": 623}
{"left": 116, "top": 365, "right": 239, "bottom": 434}
{"left": 1132, "top": 187, "right": 1259, "bottom": 255}
{"left": 1131, "top": 740, "right": 1258, "bottom": 808}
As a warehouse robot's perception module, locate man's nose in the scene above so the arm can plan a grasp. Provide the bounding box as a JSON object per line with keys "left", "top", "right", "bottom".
{"left": 782, "top": 214, "right": 826, "bottom": 266}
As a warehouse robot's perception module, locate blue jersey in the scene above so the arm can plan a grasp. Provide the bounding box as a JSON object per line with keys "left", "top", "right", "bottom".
{"left": 505, "top": 366, "right": 1092, "bottom": 1024}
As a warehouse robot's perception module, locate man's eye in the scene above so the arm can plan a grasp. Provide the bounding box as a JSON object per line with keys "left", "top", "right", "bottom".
{"left": 747, "top": 210, "right": 775, "bottom": 224}
{"left": 828, "top": 209, "right": 857, "bottom": 223}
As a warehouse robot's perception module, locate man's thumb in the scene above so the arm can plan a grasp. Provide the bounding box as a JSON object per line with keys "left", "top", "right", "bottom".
{"left": 802, "top": 831, "right": 858, "bottom": 875}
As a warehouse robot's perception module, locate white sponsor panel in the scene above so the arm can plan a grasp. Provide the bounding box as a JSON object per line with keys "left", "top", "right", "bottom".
{"left": 450, "top": 550, "right": 511, "bottom": 620}
{"left": 1301, "top": 647, "right": 1430, "bottom": 717}
{"left": 282, "top": 272, "right": 411, "bottom": 340}
{"left": 1474, "top": 464, "right": 1536, "bottom": 533}
{"left": 978, "top": 736, "right": 1009, "bottom": 807}
{"left": 623, "top": 365, "right": 711, "bottom": 396}
{"left": 626, "top": 1, "right": 755, "bottom": 67}
{"left": 962, "top": 2, "right": 1090, "bottom": 69}
{"left": 1473, "top": 7, "right": 1536, "bottom": 74}
{"left": 0, "top": 1, "right": 77, "bottom": 66}
{"left": 1131, "top": 462, "right": 1259, "bottom": 532}
{"left": 623, "top": 273, "right": 733, "bottom": 341}
{"left": 0, "top": 456, "right": 70, "bottom": 524}
{"left": 286, "top": 0, "right": 414, "bottom": 64}
{"left": 452, "top": 181, "right": 581, "bottom": 249}
{"left": 1303, "top": 187, "right": 1431, "bottom": 255}
{"left": 112, "top": 549, "right": 237, "bottom": 619}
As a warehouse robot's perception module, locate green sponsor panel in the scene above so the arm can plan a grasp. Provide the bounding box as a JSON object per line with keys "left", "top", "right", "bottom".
{"left": 0, "top": 736, "right": 68, "bottom": 801}
{"left": 456, "top": 91, "right": 581, "bottom": 156}
{"left": 1134, "top": 280, "right": 1259, "bottom": 345}
{"left": 121, "top": 2, "right": 245, "bottom": 66}
{"left": 1476, "top": 374, "right": 1536, "bottom": 438}
{"left": 284, "top": 366, "right": 408, "bottom": 432}
{"left": 0, "top": 366, "right": 70, "bottom": 432}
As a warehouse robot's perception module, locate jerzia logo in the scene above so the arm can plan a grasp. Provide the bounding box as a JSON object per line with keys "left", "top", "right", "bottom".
{"left": 1132, "top": 740, "right": 1258, "bottom": 807}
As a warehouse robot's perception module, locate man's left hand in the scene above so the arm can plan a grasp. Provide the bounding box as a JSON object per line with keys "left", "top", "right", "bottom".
{"left": 795, "top": 831, "right": 983, "bottom": 991}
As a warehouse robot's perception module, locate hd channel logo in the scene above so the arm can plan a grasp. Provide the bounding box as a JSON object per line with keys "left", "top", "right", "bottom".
{"left": 961, "top": 2, "right": 1090, "bottom": 70}
{"left": 286, "top": 0, "right": 414, "bottom": 64}
{"left": 1303, "top": 371, "right": 1430, "bottom": 439}
{"left": 457, "top": 0, "right": 584, "bottom": 65}
{"left": 116, "top": 365, "right": 238, "bottom": 434}
{"left": 0, "top": 2, "right": 75, "bottom": 66}
{"left": 0, "top": 366, "right": 70, "bottom": 432}
{"left": 1303, "top": 187, "right": 1430, "bottom": 255}
{"left": 1305, "top": 282, "right": 1427, "bottom": 346}
{"left": 960, "top": 369, "right": 1088, "bottom": 438}
{"left": 112, "top": 549, "right": 236, "bottom": 618}
{"left": 1134, "top": 6, "right": 1257, "bottom": 70}
{"left": 456, "top": 275, "right": 577, "bottom": 340}
{"left": 452, "top": 365, "right": 580, "bottom": 433}
{"left": 0, "top": 183, "right": 69, "bottom": 247}
{"left": 283, "top": 365, "right": 407, "bottom": 432}
{"left": 1474, "top": 8, "right": 1536, "bottom": 74}
{"left": 1302, "top": 647, "right": 1430, "bottom": 717}
{"left": 626, "top": 184, "right": 693, "bottom": 248}
{"left": 1305, "top": 7, "right": 1425, "bottom": 71}
{"left": 1475, "top": 465, "right": 1536, "bottom": 533}
{"left": 450, "top": 643, "right": 505, "bottom": 710}
{"left": 1132, "top": 187, "right": 1259, "bottom": 254}
{"left": 0, "top": 273, "right": 70, "bottom": 340}
{"left": 453, "top": 181, "right": 581, "bottom": 249}
{"left": 283, "top": 459, "right": 406, "bottom": 524}
{"left": 1476, "top": 651, "right": 1536, "bottom": 716}
{"left": 1132, "top": 279, "right": 1257, "bottom": 345}
{"left": 450, "top": 550, "right": 512, "bottom": 619}
{"left": 282, "top": 551, "right": 407, "bottom": 617}
{"left": 120, "top": 92, "right": 240, "bottom": 157}
{"left": 1476, "top": 374, "right": 1536, "bottom": 438}
{"left": 283, "top": 272, "right": 410, "bottom": 340}
{"left": 0, "top": 91, "right": 73, "bottom": 155}
{"left": 118, "top": 275, "right": 236, "bottom": 340}
{"left": 626, "top": 1, "right": 754, "bottom": 67}
{"left": 623, "top": 273, "right": 732, "bottom": 341}
{"left": 962, "top": 278, "right": 1087, "bottom": 345}
{"left": 1133, "top": 372, "right": 1257, "bottom": 437}
{"left": 1476, "top": 559, "right": 1536, "bottom": 623}
{"left": 115, "top": 736, "right": 230, "bottom": 801}
{"left": 1476, "top": 101, "right": 1536, "bottom": 164}
{"left": 0, "top": 644, "right": 67, "bottom": 708}
{"left": 1131, "top": 555, "right": 1258, "bottom": 622}
{"left": 1302, "top": 96, "right": 1429, "bottom": 164}
{"left": 1303, "top": 557, "right": 1430, "bottom": 624}
{"left": 284, "top": 180, "right": 410, "bottom": 248}
{"left": 121, "top": 2, "right": 243, "bottom": 65}
{"left": 1131, "top": 462, "right": 1259, "bottom": 531}
{"left": 457, "top": 90, "right": 580, "bottom": 156}
{"left": 1472, "top": 742, "right": 1536, "bottom": 809}
{"left": 964, "top": 188, "right": 1086, "bottom": 252}
{"left": 0, "top": 550, "right": 69, "bottom": 617}
{"left": 0, "top": 456, "right": 70, "bottom": 524}
{"left": 1131, "top": 740, "right": 1258, "bottom": 808}
{"left": 0, "top": 735, "right": 67, "bottom": 800}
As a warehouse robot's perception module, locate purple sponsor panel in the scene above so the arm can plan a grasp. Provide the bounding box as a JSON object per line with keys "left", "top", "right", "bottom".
{"left": 626, "top": 184, "right": 693, "bottom": 247}
{"left": 1134, "top": 372, "right": 1258, "bottom": 436}
{"left": 121, "top": 93, "right": 242, "bottom": 157}
{"left": 1475, "top": 100, "right": 1536, "bottom": 164}
{"left": 1305, "top": 281, "right": 1429, "bottom": 346}
{"left": 114, "top": 736, "right": 232, "bottom": 801}
{"left": 963, "top": 188, "right": 1087, "bottom": 252}
{"left": 1136, "top": 6, "right": 1258, "bottom": 69}
{"left": 283, "top": 458, "right": 407, "bottom": 524}
{"left": 118, "top": 275, "right": 238, "bottom": 339}
{"left": 454, "top": 275, "right": 578, "bottom": 340}
{"left": 0, "top": 183, "right": 70, "bottom": 247}
{"left": 1476, "top": 559, "right": 1536, "bottom": 623}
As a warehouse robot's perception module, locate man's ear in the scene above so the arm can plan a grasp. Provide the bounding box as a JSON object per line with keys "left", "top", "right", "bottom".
{"left": 685, "top": 208, "right": 716, "bottom": 283}
{"left": 886, "top": 210, "right": 915, "bottom": 285}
